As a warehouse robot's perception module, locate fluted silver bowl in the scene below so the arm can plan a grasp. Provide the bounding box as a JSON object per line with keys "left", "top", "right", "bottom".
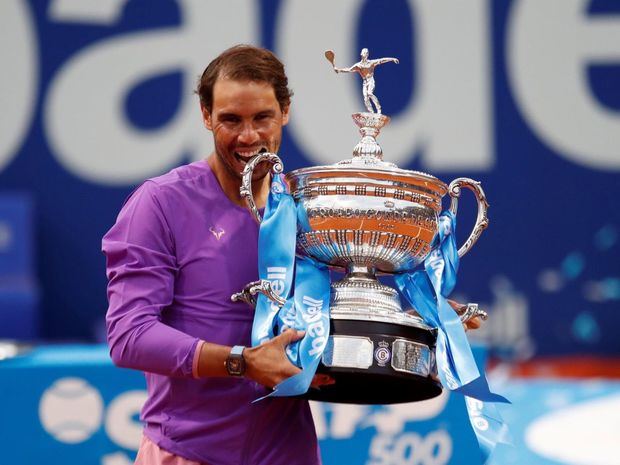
{"left": 240, "top": 153, "right": 488, "bottom": 314}
{"left": 286, "top": 164, "right": 447, "bottom": 273}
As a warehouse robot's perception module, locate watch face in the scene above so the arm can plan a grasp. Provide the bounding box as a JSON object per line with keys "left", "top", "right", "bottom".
{"left": 229, "top": 359, "right": 242, "bottom": 373}
{"left": 227, "top": 348, "right": 246, "bottom": 376}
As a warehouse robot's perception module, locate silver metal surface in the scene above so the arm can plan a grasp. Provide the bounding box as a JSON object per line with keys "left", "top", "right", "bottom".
{"left": 233, "top": 48, "right": 491, "bottom": 359}
{"left": 240, "top": 152, "right": 283, "bottom": 224}
{"left": 455, "top": 302, "right": 489, "bottom": 324}
{"left": 230, "top": 279, "right": 286, "bottom": 307}
{"left": 330, "top": 265, "right": 402, "bottom": 313}
{"left": 448, "top": 178, "right": 490, "bottom": 258}
{"left": 391, "top": 339, "right": 431, "bottom": 376}
{"left": 322, "top": 336, "right": 374, "bottom": 369}
{"left": 326, "top": 48, "right": 399, "bottom": 115}
{"left": 287, "top": 162, "right": 447, "bottom": 273}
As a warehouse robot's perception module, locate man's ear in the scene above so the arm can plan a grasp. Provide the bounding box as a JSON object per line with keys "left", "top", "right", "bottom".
{"left": 201, "top": 104, "right": 213, "bottom": 130}
{"left": 282, "top": 105, "right": 290, "bottom": 126}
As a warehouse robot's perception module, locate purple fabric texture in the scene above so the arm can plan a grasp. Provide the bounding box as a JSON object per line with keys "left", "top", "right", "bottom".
{"left": 103, "top": 161, "right": 319, "bottom": 465}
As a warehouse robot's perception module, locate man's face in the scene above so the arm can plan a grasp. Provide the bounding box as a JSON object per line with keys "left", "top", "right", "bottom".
{"left": 203, "top": 77, "right": 289, "bottom": 181}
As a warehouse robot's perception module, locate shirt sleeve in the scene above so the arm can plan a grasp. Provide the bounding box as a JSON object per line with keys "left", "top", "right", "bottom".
{"left": 102, "top": 180, "right": 199, "bottom": 378}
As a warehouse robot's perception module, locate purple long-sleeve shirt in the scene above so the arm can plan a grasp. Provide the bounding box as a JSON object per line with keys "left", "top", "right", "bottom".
{"left": 103, "top": 160, "right": 319, "bottom": 465}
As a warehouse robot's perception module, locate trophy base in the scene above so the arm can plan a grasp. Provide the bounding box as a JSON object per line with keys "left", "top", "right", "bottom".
{"left": 303, "top": 318, "right": 442, "bottom": 404}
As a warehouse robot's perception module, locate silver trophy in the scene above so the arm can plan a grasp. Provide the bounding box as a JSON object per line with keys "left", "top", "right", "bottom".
{"left": 233, "top": 49, "right": 488, "bottom": 404}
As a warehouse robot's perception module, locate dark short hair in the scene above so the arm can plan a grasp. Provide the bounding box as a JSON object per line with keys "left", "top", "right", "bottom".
{"left": 196, "top": 44, "right": 293, "bottom": 113}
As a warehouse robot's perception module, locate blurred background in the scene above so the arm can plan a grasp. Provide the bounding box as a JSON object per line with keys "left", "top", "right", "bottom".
{"left": 0, "top": 1, "right": 618, "bottom": 464}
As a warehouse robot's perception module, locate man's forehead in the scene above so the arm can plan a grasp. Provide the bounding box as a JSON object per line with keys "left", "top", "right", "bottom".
{"left": 216, "top": 76, "right": 274, "bottom": 91}
{"left": 213, "top": 76, "right": 275, "bottom": 95}
{"left": 211, "top": 77, "right": 278, "bottom": 108}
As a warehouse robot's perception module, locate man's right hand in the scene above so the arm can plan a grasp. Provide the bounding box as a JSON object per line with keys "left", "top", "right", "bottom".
{"left": 197, "top": 329, "right": 335, "bottom": 390}
{"left": 243, "top": 329, "right": 305, "bottom": 389}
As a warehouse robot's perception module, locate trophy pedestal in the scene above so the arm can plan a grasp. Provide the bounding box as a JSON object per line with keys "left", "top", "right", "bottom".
{"left": 299, "top": 267, "right": 443, "bottom": 404}
{"left": 304, "top": 317, "right": 442, "bottom": 404}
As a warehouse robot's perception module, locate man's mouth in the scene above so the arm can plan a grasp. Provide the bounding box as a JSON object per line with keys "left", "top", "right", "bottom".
{"left": 234, "top": 147, "right": 267, "bottom": 165}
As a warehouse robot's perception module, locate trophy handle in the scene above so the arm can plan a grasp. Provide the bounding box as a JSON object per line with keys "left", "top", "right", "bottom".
{"left": 240, "top": 152, "right": 284, "bottom": 224}
{"left": 231, "top": 279, "right": 287, "bottom": 308}
{"left": 453, "top": 302, "right": 488, "bottom": 324}
{"left": 448, "top": 178, "right": 489, "bottom": 258}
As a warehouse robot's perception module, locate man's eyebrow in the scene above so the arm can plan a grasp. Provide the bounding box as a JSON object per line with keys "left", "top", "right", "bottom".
{"left": 217, "top": 111, "right": 240, "bottom": 119}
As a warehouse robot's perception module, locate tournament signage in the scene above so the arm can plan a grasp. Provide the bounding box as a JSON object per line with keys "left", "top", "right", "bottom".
{"left": 4, "top": 344, "right": 615, "bottom": 465}
{"left": 0, "top": 344, "right": 483, "bottom": 465}
{"left": 0, "top": 1, "right": 619, "bottom": 356}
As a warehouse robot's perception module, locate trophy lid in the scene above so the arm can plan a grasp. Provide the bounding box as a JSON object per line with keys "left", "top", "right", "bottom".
{"left": 286, "top": 163, "right": 448, "bottom": 199}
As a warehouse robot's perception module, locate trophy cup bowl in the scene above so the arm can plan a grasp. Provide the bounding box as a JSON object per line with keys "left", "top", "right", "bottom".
{"left": 233, "top": 48, "right": 489, "bottom": 404}
{"left": 237, "top": 150, "right": 489, "bottom": 404}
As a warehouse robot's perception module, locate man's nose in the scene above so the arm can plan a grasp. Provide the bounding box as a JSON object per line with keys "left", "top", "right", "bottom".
{"left": 238, "top": 122, "right": 260, "bottom": 145}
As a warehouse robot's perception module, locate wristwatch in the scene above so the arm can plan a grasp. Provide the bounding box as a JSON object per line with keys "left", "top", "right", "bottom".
{"left": 225, "top": 345, "right": 246, "bottom": 377}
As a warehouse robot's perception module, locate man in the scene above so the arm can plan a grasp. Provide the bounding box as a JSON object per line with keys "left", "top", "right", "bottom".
{"left": 103, "top": 45, "right": 322, "bottom": 465}
{"left": 103, "top": 44, "right": 481, "bottom": 465}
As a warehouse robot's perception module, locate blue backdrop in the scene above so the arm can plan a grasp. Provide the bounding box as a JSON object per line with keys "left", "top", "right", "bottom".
{"left": 0, "top": 0, "right": 618, "bottom": 356}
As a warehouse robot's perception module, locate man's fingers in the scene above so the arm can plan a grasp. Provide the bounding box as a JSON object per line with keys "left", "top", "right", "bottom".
{"left": 447, "top": 299, "right": 462, "bottom": 312}
{"left": 464, "top": 316, "right": 482, "bottom": 331}
{"left": 276, "top": 328, "right": 305, "bottom": 346}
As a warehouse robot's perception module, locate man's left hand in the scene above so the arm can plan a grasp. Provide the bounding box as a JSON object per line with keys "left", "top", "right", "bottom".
{"left": 447, "top": 299, "right": 483, "bottom": 331}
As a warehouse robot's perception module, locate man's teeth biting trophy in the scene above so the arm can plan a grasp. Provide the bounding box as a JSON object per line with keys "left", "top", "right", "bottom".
{"left": 233, "top": 48, "right": 489, "bottom": 404}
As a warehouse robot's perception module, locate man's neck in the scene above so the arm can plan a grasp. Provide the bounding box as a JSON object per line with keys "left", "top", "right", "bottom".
{"left": 207, "top": 154, "right": 270, "bottom": 209}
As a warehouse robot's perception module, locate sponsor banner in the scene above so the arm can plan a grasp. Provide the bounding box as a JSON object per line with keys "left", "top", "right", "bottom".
{"left": 0, "top": 344, "right": 486, "bottom": 465}
{"left": 3, "top": 344, "right": 618, "bottom": 464}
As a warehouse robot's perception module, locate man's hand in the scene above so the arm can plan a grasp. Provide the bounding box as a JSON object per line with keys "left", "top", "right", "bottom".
{"left": 463, "top": 315, "right": 482, "bottom": 331}
{"left": 243, "top": 329, "right": 304, "bottom": 388}
{"left": 242, "top": 329, "right": 336, "bottom": 390}
{"left": 447, "top": 299, "right": 483, "bottom": 331}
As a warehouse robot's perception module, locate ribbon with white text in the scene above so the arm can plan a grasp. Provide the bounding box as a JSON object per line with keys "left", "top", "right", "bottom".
{"left": 252, "top": 174, "right": 296, "bottom": 347}
{"left": 395, "top": 211, "right": 511, "bottom": 462}
{"left": 253, "top": 174, "right": 331, "bottom": 397}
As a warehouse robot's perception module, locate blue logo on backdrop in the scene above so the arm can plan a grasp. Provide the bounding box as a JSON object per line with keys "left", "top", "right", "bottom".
{"left": 0, "top": 0, "right": 618, "bottom": 356}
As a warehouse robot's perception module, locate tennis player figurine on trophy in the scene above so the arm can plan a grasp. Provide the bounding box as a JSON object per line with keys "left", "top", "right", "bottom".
{"left": 233, "top": 48, "right": 490, "bottom": 405}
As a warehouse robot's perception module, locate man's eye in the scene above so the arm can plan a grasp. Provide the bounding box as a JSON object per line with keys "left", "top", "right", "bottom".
{"left": 221, "top": 116, "right": 240, "bottom": 123}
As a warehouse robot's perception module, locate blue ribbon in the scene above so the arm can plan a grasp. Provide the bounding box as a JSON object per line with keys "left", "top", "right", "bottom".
{"left": 253, "top": 175, "right": 331, "bottom": 397}
{"left": 253, "top": 175, "right": 296, "bottom": 347}
{"left": 255, "top": 178, "right": 510, "bottom": 461}
{"left": 395, "top": 211, "right": 510, "bottom": 463}
{"left": 272, "top": 255, "right": 330, "bottom": 395}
